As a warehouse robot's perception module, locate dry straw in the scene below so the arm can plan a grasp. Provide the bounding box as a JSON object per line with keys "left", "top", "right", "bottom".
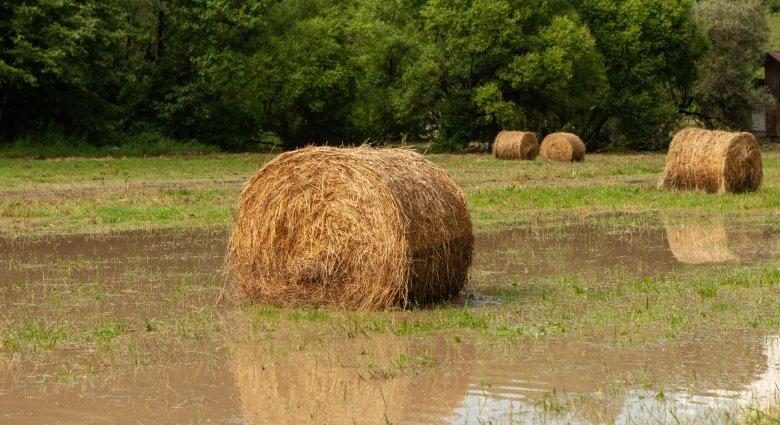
{"left": 228, "top": 145, "right": 474, "bottom": 310}
{"left": 492, "top": 131, "right": 539, "bottom": 160}
{"left": 659, "top": 128, "right": 763, "bottom": 193}
{"left": 540, "top": 133, "right": 585, "bottom": 162}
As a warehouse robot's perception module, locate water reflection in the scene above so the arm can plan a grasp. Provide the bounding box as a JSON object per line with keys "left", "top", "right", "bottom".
{"left": 665, "top": 222, "right": 777, "bottom": 265}
{"left": 0, "top": 218, "right": 777, "bottom": 424}
{"left": 474, "top": 218, "right": 778, "bottom": 282}
{"left": 228, "top": 324, "right": 473, "bottom": 424}
{"left": 449, "top": 333, "right": 779, "bottom": 424}
{"left": 228, "top": 326, "right": 779, "bottom": 425}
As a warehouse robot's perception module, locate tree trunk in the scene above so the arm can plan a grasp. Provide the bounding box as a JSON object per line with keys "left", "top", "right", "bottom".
{"left": 155, "top": 9, "right": 165, "bottom": 62}
{"left": 584, "top": 114, "right": 609, "bottom": 151}
{"left": 0, "top": 90, "right": 8, "bottom": 129}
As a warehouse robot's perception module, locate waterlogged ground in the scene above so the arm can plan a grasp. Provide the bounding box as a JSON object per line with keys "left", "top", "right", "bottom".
{"left": 1, "top": 216, "right": 778, "bottom": 424}
{"left": 1, "top": 149, "right": 779, "bottom": 423}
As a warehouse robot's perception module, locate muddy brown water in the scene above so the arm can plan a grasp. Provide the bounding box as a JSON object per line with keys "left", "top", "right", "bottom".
{"left": 1, "top": 219, "right": 778, "bottom": 424}
{"left": 473, "top": 221, "right": 779, "bottom": 281}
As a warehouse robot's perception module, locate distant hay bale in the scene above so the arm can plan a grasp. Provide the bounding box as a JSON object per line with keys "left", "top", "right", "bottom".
{"left": 492, "top": 131, "right": 539, "bottom": 160}
{"left": 540, "top": 133, "right": 585, "bottom": 162}
{"left": 228, "top": 146, "right": 474, "bottom": 310}
{"left": 659, "top": 128, "right": 763, "bottom": 193}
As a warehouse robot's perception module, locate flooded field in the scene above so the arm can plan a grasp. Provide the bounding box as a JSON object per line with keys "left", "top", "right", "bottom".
{"left": 1, "top": 217, "right": 778, "bottom": 424}
{"left": 474, "top": 220, "right": 779, "bottom": 279}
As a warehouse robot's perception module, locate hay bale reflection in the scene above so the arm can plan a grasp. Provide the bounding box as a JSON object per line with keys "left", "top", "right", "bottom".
{"left": 665, "top": 222, "right": 773, "bottom": 265}
{"left": 230, "top": 327, "right": 472, "bottom": 424}
{"left": 665, "top": 224, "right": 736, "bottom": 264}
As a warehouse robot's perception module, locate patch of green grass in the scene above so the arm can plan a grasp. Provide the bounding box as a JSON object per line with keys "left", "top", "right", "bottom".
{"left": 1, "top": 149, "right": 778, "bottom": 235}
{"left": 225, "top": 262, "right": 778, "bottom": 346}
{"left": 2, "top": 318, "right": 67, "bottom": 353}
{"left": 769, "top": 12, "right": 780, "bottom": 52}
{"left": 86, "top": 323, "right": 129, "bottom": 344}
{"left": 740, "top": 401, "right": 780, "bottom": 425}
{"left": 469, "top": 185, "right": 780, "bottom": 228}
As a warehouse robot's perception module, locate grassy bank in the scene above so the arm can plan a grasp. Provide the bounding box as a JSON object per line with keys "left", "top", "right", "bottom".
{"left": 1, "top": 148, "right": 779, "bottom": 235}
{"left": 0, "top": 131, "right": 219, "bottom": 159}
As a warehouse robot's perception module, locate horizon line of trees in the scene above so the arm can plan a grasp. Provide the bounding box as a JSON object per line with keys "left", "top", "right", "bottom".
{"left": 0, "top": 0, "right": 772, "bottom": 152}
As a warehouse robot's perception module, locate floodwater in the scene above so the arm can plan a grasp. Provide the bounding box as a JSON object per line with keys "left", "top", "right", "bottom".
{"left": 1, "top": 217, "right": 778, "bottom": 424}
{"left": 473, "top": 220, "right": 779, "bottom": 281}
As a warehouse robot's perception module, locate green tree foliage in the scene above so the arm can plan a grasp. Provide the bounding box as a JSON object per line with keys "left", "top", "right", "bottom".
{"left": 0, "top": 0, "right": 766, "bottom": 152}
{"left": 0, "top": 0, "right": 128, "bottom": 137}
{"left": 346, "top": 0, "right": 427, "bottom": 141}
{"left": 404, "top": 0, "right": 607, "bottom": 144}
{"left": 576, "top": 0, "right": 705, "bottom": 149}
{"left": 688, "top": 0, "right": 770, "bottom": 129}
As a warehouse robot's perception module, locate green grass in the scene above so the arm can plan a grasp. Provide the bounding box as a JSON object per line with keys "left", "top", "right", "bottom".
{"left": 223, "top": 263, "right": 779, "bottom": 342}
{"left": 1, "top": 148, "right": 778, "bottom": 235}
{"left": 742, "top": 403, "right": 780, "bottom": 425}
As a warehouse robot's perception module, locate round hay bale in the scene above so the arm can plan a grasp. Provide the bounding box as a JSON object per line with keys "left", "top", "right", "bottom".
{"left": 540, "top": 133, "right": 585, "bottom": 162}
{"left": 492, "top": 131, "right": 539, "bottom": 160}
{"left": 228, "top": 146, "right": 474, "bottom": 310}
{"left": 659, "top": 128, "right": 763, "bottom": 193}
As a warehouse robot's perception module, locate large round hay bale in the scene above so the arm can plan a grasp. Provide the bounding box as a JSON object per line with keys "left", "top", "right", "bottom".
{"left": 540, "top": 133, "right": 585, "bottom": 162}
{"left": 659, "top": 128, "right": 763, "bottom": 193}
{"left": 492, "top": 131, "right": 539, "bottom": 160}
{"left": 228, "top": 146, "right": 474, "bottom": 310}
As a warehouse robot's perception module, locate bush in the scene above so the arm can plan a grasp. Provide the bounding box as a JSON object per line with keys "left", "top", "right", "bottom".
{"left": 0, "top": 128, "right": 218, "bottom": 158}
{"left": 118, "top": 132, "right": 218, "bottom": 156}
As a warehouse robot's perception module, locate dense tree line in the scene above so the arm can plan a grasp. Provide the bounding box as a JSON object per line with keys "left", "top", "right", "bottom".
{"left": 0, "top": 0, "right": 771, "bottom": 152}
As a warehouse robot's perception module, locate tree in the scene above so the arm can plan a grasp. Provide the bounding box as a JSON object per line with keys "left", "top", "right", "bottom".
{"left": 396, "top": 0, "right": 606, "bottom": 146}
{"left": 345, "top": 0, "right": 427, "bottom": 142}
{"left": 687, "top": 0, "right": 770, "bottom": 130}
{"left": 0, "top": 0, "right": 128, "bottom": 137}
{"left": 576, "top": 0, "right": 705, "bottom": 150}
{"left": 475, "top": 14, "right": 607, "bottom": 136}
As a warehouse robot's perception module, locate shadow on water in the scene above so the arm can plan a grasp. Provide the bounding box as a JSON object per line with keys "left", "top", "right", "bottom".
{"left": 0, "top": 216, "right": 778, "bottom": 424}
